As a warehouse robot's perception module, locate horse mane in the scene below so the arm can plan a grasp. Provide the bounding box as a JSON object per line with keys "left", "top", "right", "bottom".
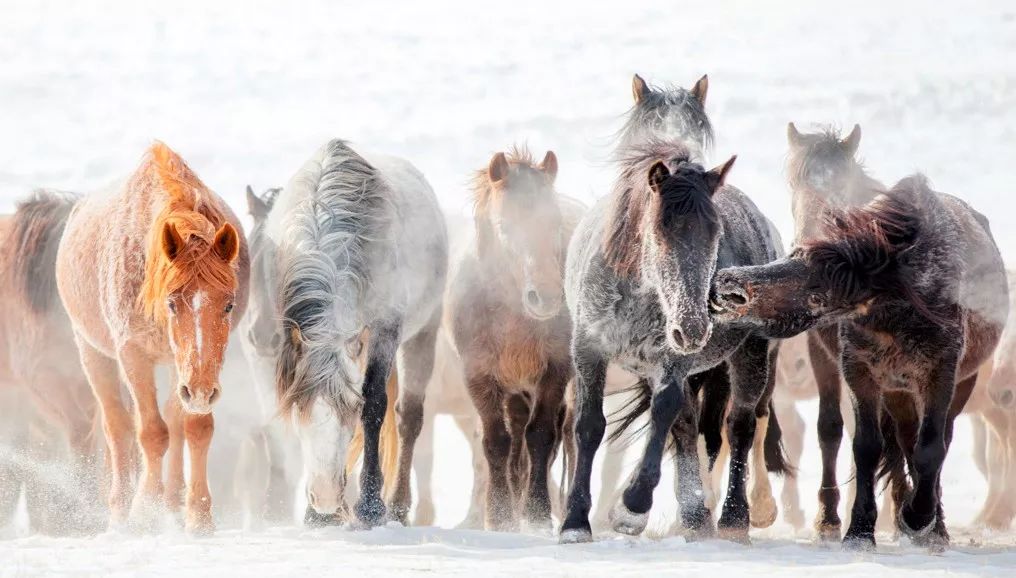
{"left": 276, "top": 139, "right": 390, "bottom": 415}
{"left": 603, "top": 139, "right": 700, "bottom": 277}
{"left": 619, "top": 81, "right": 713, "bottom": 158}
{"left": 139, "top": 141, "right": 237, "bottom": 325}
{"left": 802, "top": 175, "right": 943, "bottom": 323}
{"left": 7, "top": 189, "right": 79, "bottom": 313}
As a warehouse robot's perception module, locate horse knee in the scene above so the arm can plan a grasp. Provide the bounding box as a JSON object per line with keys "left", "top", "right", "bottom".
{"left": 817, "top": 411, "right": 844, "bottom": 442}
{"left": 483, "top": 429, "right": 511, "bottom": 464}
{"left": 575, "top": 412, "right": 606, "bottom": 451}
{"left": 140, "top": 419, "right": 170, "bottom": 455}
{"left": 185, "top": 414, "right": 214, "bottom": 445}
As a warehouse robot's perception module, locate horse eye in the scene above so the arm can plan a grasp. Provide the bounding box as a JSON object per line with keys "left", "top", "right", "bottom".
{"left": 167, "top": 300, "right": 177, "bottom": 314}
{"left": 224, "top": 302, "right": 235, "bottom": 314}
{"left": 807, "top": 293, "right": 825, "bottom": 309}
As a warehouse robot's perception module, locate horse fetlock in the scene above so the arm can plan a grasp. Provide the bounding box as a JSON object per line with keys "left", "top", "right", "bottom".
{"left": 841, "top": 530, "right": 876, "bottom": 552}
{"left": 354, "top": 495, "right": 387, "bottom": 528}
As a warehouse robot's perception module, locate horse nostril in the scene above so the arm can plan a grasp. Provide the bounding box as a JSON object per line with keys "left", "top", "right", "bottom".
{"left": 526, "top": 289, "right": 542, "bottom": 309}
{"left": 209, "top": 387, "right": 221, "bottom": 405}
{"left": 179, "top": 385, "right": 192, "bottom": 402}
{"left": 672, "top": 328, "right": 686, "bottom": 348}
{"left": 999, "top": 389, "right": 1015, "bottom": 408}
{"left": 721, "top": 291, "right": 748, "bottom": 306}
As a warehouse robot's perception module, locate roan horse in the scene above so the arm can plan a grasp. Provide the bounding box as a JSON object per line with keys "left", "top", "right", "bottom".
{"left": 446, "top": 147, "right": 579, "bottom": 530}
{"left": 0, "top": 191, "right": 104, "bottom": 534}
{"left": 272, "top": 139, "right": 447, "bottom": 527}
{"left": 560, "top": 136, "right": 782, "bottom": 544}
{"left": 713, "top": 176, "right": 1008, "bottom": 550}
{"left": 56, "top": 142, "right": 249, "bottom": 533}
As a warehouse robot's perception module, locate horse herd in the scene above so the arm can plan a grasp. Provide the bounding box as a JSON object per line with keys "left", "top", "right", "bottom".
{"left": 1, "top": 74, "right": 1015, "bottom": 554}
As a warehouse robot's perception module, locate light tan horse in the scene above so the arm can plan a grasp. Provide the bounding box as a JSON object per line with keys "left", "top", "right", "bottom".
{"left": 0, "top": 191, "right": 104, "bottom": 535}
{"left": 56, "top": 142, "right": 249, "bottom": 534}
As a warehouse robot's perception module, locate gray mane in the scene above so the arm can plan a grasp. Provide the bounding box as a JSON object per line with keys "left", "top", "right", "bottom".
{"left": 276, "top": 140, "right": 393, "bottom": 414}
{"left": 618, "top": 83, "right": 713, "bottom": 160}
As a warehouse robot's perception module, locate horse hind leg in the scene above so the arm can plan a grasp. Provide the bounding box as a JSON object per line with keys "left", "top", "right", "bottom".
{"left": 454, "top": 414, "right": 486, "bottom": 529}
{"left": 411, "top": 408, "right": 436, "bottom": 526}
{"left": 388, "top": 321, "right": 438, "bottom": 526}
{"left": 809, "top": 328, "right": 845, "bottom": 542}
{"left": 775, "top": 398, "right": 807, "bottom": 530}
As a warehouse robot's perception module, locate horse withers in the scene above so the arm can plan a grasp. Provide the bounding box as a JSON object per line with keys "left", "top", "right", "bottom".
{"left": 56, "top": 142, "right": 249, "bottom": 534}
{"left": 713, "top": 176, "right": 1008, "bottom": 550}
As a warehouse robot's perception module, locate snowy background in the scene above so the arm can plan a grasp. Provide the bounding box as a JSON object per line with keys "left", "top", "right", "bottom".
{"left": 2, "top": 0, "right": 1015, "bottom": 575}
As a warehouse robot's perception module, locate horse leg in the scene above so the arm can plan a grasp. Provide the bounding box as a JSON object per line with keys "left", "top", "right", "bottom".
{"left": 775, "top": 397, "right": 806, "bottom": 530}
{"left": 468, "top": 373, "right": 514, "bottom": 531}
{"left": 671, "top": 385, "right": 713, "bottom": 538}
{"left": 454, "top": 414, "right": 486, "bottom": 529}
{"left": 164, "top": 392, "right": 185, "bottom": 517}
{"left": 611, "top": 362, "right": 688, "bottom": 538}
{"left": 388, "top": 321, "right": 437, "bottom": 525}
{"left": 412, "top": 410, "right": 436, "bottom": 526}
{"left": 748, "top": 346, "right": 779, "bottom": 530}
{"left": 841, "top": 359, "right": 883, "bottom": 550}
{"left": 182, "top": 411, "right": 214, "bottom": 534}
{"left": 353, "top": 322, "right": 400, "bottom": 528}
{"left": 592, "top": 443, "right": 626, "bottom": 531}
{"left": 525, "top": 363, "right": 568, "bottom": 528}
{"left": 506, "top": 394, "right": 531, "bottom": 510}
{"left": 76, "top": 337, "right": 134, "bottom": 527}
{"left": 717, "top": 336, "right": 769, "bottom": 544}
{"left": 117, "top": 349, "right": 167, "bottom": 531}
{"left": 559, "top": 334, "right": 607, "bottom": 543}
{"left": 809, "top": 328, "right": 844, "bottom": 542}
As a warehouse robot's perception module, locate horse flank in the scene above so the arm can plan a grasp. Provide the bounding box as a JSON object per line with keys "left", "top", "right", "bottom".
{"left": 7, "top": 190, "right": 79, "bottom": 314}
{"left": 276, "top": 139, "right": 392, "bottom": 415}
{"left": 603, "top": 139, "right": 697, "bottom": 278}
{"left": 139, "top": 142, "right": 238, "bottom": 325}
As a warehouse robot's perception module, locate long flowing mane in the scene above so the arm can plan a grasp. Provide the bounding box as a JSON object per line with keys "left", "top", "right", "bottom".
{"left": 603, "top": 140, "right": 701, "bottom": 277}
{"left": 276, "top": 139, "right": 392, "bottom": 415}
{"left": 6, "top": 189, "right": 79, "bottom": 314}
{"left": 802, "top": 176, "right": 941, "bottom": 322}
{"left": 139, "top": 142, "right": 238, "bottom": 324}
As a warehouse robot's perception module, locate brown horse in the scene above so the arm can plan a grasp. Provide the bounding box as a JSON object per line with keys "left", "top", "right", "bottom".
{"left": 0, "top": 191, "right": 104, "bottom": 535}
{"left": 447, "top": 147, "right": 580, "bottom": 530}
{"left": 56, "top": 142, "right": 249, "bottom": 534}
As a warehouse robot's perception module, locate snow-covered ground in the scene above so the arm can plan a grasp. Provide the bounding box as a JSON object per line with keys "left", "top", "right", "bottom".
{"left": 2, "top": 0, "right": 1016, "bottom": 575}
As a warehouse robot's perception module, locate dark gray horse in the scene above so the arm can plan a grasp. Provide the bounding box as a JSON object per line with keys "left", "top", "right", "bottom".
{"left": 713, "top": 176, "right": 1008, "bottom": 550}
{"left": 559, "top": 132, "right": 783, "bottom": 543}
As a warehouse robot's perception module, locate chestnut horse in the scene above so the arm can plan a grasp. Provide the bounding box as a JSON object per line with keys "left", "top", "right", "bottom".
{"left": 56, "top": 142, "right": 249, "bottom": 533}
{"left": 0, "top": 191, "right": 104, "bottom": 535}
{"left": 447, "top": 147, "right": 581, "bottom": 531}
{"left": 714, "top": 176, "right": 1007, "bottom": 550}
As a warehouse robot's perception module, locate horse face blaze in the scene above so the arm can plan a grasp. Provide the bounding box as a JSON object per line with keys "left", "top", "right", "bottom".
{"left": 299, "top": 399, "right": 354, "bottom": 516}
{"left": 167, "top": 285, "right": 234, "bottom": 414}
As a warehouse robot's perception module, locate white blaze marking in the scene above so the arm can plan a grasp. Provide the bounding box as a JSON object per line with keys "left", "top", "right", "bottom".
{"left": 192, "top": 291, "right": 205, "bottom": 364}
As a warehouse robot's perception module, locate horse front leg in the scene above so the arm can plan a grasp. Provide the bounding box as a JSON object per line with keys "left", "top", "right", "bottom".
{"left": 506, "top": 393, "right": 531, "bottom": 510}
{"left": 354, "top": 322, "right": 400, "bottom": 527}
{"left": 611, "top": 361, "right": 688, "bottom": 537}
{"left": 808, "top": 327, "right": 845, "bottom": 542}
{"left": 388, "top": 320, "right": 437, "bottom": 525}
{"left": 670, "top": 381, "right": 713, "bottom": 538}
{"left": 182, "top": 412, "right": 215, "bottom": 535}
{"left": 467, "top": 373, "right": 514, "bottom": 531}
{"left": 717, "top": 336, "right": 769, "bottom": 544}
{"left": 525, "top": 362, "right": 569, "bottom": 529}
{"left": 559, "top": 333, "right": 607, "bottom": 543}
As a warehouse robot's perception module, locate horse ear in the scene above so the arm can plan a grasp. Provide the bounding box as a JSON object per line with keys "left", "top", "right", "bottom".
{"left": 540, "top": 151, "right": 558, "bottom": 181}
{"left": 488, "top": 152, "right": 509, "bottom": 183}
{"left": 648, "top": 161, "right": 671, "bottom": 194}
{"left": 212, "top": 222, "right": 240, "bottom": 264}
{"left": 706, "top": 155, "right": 736, "bottom": 193}
{"left": 161, "top": 222, "right": 185, "bottom": 261}
{"left": 842, "top": 124, "right": 861, "bottom": 156}
{"left": 246, "top": 185, "right": 269, "bottom": 220}
{"left": 632, "top": 74, "right": 650, "bottom": 104}
{"left": 691, "top": 74, "right": 709, "bottom": 105}
{"left": 787, "top": 122, "right": 804, "bottom": 147}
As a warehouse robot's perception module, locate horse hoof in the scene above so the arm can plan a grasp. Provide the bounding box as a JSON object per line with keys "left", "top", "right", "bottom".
{"left": 386, "top": 503, "right": 411, "bottom": 527}
{"left": 559, "top": 527, "right": 594, "bottom": 544}
{"left": 784, "top": 508, "right": 806, "bottom": 531}
{"left": 455, "top": 515, "right": 484, "bottom": 530}
{"left": 842, "top": 533, "right": 876, "bottom": 552}
{"left": 609, "top": 502, "right": 649, "bottom": 536}
{"left": 185, "top": 513, "right": 215, "bottom": 537}
{"left": 815, "top": 521, "right": 842, "bottom": 543}
{"left": 354, "top": 499, "right": 387, "bottom": 528}
{"left": 898, "top": 510, "right": 935, "bottom": 540}
{"left": 749, "top": 494, "right": 778, "bottom": 529}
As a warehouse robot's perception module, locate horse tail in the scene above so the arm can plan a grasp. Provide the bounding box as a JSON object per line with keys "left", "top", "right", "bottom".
{"left": 8, "top": 190, "right": 78, "bottom": 314}
{"left": 606, "top": 378, "right": 652, "bottom": 445}
{"left": 346, "top": 370, "right": 400, "bottom": 499}
{"left": 557, "top": 401, "right": 576, "bottom": 506}
{"left": 763, "top": 399, "right": 793, "bottom": 477}
{"left": 877, "top": 406, "right": 907, "bottom": 500}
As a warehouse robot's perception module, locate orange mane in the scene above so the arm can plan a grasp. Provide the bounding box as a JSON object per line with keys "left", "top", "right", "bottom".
{"left": 139, "top": 142, "right": 238, "bottom": 324}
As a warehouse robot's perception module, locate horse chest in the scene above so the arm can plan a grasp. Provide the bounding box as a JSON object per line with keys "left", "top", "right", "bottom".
{"left": 469, "top": 306, "right": 566, "bottom": 389}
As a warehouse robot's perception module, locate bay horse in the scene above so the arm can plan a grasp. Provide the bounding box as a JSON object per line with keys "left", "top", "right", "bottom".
{"left": 0, "top": 191, "right": 104, "bottom": 535}
{"left": 785, "top": 122, "right": 885, "bottom": 541}
{"left": 560, "top": 137, "right": 783, "bottom": 544}
{"left": 447, "top": 146, "right": 580, "bottom": 531}
{"left": 56, "top": 142, "right": 249, "bottom": 534}
{"left": 712, "top": 176, "right": 1008, "bottom": 550}
{"left": 272, "top": 139, "right": 446, "bottom": 527}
